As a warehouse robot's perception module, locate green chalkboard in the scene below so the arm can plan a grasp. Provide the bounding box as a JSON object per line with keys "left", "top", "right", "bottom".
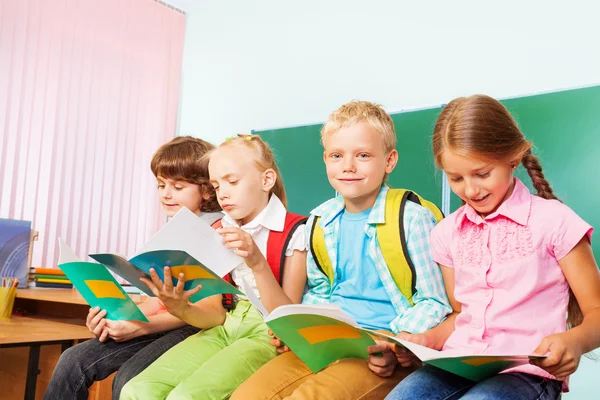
{"left": 256, "top": 106, "right": 445, "bottom": 215}
{"left": 256, "top": 85, "right": 600, "bottom": 260}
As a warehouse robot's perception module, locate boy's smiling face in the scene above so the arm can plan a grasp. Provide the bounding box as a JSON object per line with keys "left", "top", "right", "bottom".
{"left": 323, "top": 121, "right": 398, "bottom": 213}
{"left": 157, "top": 177, "right": 203, "bottom": 217}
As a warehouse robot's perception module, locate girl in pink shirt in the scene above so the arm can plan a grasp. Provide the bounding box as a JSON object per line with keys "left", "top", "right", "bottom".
{"left": 386, "top": 95, "right": 600, "bottom": 400}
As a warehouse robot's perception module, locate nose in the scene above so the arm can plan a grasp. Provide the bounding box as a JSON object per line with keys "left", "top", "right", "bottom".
{"left": 464, "top": 180, "right": 480, "bottom": 199}
{"left": 162, "top": 186, "right": 172, "bottom": 199}
{"left": 218, "top": 189, "right": 229, "bottom": 201}
{"left": 342, "top": 157, "right": 356, "bottom": 173}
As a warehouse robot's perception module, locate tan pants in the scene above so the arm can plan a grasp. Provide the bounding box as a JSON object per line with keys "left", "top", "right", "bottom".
{"left": 231, "top": 351, "right": 415, "bottom": 400}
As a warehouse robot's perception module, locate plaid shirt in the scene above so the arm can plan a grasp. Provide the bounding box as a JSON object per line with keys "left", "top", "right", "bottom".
{"left": 303, "top": 185, "right": 451, "bottom": 334}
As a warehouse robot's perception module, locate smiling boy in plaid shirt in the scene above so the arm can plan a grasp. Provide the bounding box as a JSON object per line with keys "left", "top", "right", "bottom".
{"left": 232, "top": 101, "right": 451, "bottom": 400}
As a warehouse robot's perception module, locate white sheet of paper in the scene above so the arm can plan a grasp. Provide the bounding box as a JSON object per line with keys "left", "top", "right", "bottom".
{"left": 241, "top": 277, "right": 268, "bottom": 317}
{"left": 265, "top": 303, "right": 360, "bottom": 327}
{"left": 58, "top": 238, "right": 82, "bottom": 264}
{"left": 135, "top": 207, "right": 243, "bottom": 277}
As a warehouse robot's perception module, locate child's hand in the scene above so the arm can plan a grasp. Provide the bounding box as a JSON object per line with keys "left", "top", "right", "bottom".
{"left": 268, "top": 329, "right": 290, "bottom": 354}
{"left": 367, "top": 341, "right": 397, "bottom": 377}
{"left": 86, "top": 306, "right": 109, "bottom": 342}
{"left": 140, "top": 267, "right": 203, "bottom": 319}
{"left": 392, "top": 332, "right": 429, "bottom": 367}
{"left": 218, "top": 227, "right": 265, "bottom": 269}
{"left": 104, "top": 320, "right": 144, "bottom": 342}
{"left": 530, "top": 333, "right": 583, "bottom": 380}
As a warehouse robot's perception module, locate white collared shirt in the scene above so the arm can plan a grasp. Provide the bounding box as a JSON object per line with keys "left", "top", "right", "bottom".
{"left": 221, "top": 195, "right": 306, "bottom": 299}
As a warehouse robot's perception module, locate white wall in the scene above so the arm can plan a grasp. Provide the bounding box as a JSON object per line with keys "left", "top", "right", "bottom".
{"left": 168, "top": 0, "right": 599, "bottom": 397}
{"left": 172, "top": 0, "right": 600, "bottom": 145}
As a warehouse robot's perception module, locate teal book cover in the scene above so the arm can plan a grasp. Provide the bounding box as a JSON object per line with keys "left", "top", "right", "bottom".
{"left": 90, "top": 250, "right": 242, "bottom": 303}
{"left": 58, "top": 239, "right": 148, "bottom": 322}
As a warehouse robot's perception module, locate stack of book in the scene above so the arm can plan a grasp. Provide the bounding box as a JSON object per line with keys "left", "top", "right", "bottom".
{"left": 30, "top": 267, "right": 73, "bottom": 289}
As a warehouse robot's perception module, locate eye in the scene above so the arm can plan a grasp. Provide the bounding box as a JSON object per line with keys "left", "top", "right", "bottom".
{"left": 174, "top": 186, "right": 184, "bottom": 191}
{"left": 357, "top": 153, "right": 369, "bottom": 159}
{"left": 330, "top": 153, "right": 341, "bottom": 159}
{"left": 449, "top": 177, "right": 463, "bottom": 183}
{"left": 476, "top": 171, "right": 491, "bottom": 178}
{"left": 229, "top": 180, "right": 239, "bottom": 186}
{"left": 157, "top": 184, "right": 165, "bottom": 189}
{"left": 212, "top": 184, "right": 219, "bottom": 191}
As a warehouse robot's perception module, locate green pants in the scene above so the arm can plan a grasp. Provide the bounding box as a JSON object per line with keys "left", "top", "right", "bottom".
{"left": 120, "top": 300, "right": 276, "bottom": 400}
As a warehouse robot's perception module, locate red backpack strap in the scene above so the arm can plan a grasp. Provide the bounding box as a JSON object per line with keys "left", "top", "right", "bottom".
{"left": 211, "top": 218, "right": 235, "bottom": 311}
{"left": 266, "top": 213, "right": 308, "bottom": 284}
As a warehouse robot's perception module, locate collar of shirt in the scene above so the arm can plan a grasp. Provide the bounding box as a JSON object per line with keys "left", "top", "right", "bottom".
{"left": 221, "top": 194, "right": 287, "bottom": 234}
{"left": 311, "top": 185, "right": 389, "bottom": 227}
{"left": 455, "top": 177, "right": 532, "bottom": 230}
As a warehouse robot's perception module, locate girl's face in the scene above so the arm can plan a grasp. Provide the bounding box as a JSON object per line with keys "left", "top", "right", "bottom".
{"left": 441, "top": 150, "right": 516, "bottom": 218}
{"left": 157, "top": 177, "right": 203, "bottom": 217}
{"left": 208, "top": 146, "right": 275, "bottom": 226}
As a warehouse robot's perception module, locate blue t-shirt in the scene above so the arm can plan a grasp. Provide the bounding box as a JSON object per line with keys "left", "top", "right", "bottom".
{"left": 329, "top": 208, "right": 397, "bottom": 331}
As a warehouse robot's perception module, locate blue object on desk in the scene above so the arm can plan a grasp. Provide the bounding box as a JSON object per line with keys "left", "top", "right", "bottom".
{"left": 0, "top": 218, "right": 32, "bottom": 288}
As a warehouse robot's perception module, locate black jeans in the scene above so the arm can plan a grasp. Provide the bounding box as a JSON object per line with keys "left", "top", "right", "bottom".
{"left": 43, "top": 325, "right": 199, "bottom": 400}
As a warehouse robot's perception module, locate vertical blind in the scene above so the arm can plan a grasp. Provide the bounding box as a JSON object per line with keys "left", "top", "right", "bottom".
{"left": 0, "top": 0, "right": 186, "bottom": 268}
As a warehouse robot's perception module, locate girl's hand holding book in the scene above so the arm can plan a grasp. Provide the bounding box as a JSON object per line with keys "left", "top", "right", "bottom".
{"left": 141, "top": 267, "right": 203, "bottom": 319}
{"left": 530, "top": 332, "right": 583, "bottom": 380}
{"left": 219, "top": 227, "right": 266, "bottom": 270}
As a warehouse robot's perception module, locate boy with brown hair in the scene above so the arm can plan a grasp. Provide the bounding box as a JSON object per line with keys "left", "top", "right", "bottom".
{"left": 45, "top": 136, "right": 226, "bottom": 400}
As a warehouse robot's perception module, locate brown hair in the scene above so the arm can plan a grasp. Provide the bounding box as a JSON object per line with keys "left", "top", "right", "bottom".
{"left": 212, "top": 134, "right": 287, "bottom": 208}
{"left": 321, "top": 100, "right": 396, "bottom": 153}
{"left": 433, "top": 94, "right": 581, "bottom": 328}
{"left": 151, "top": 136, "right": 221, "bottom": 212}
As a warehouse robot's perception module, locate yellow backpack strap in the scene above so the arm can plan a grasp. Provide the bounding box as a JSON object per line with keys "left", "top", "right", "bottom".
{"left": 376, "top": 189, "right": 445, "bottom": 305}
{"left": 376, "top": 189, "right": 416, "bottom": 305}
{"left": 406, "top": 192, "right": 445, "bottom": 223}
{"left": 308, "top": 216, "right": 335, "bottom": 286}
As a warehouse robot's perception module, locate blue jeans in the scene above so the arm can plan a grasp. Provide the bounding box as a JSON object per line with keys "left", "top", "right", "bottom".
{"left": 385, "top": 365, "right": 562, "bottom": 400}
{"left": 43, "top": 325, "right": 199, "bottom": 400}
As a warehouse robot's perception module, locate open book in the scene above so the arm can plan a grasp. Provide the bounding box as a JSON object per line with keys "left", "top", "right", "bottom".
{"left": 58, "top": 207, "right": 243, "bottom": 320}
{"left": 369, "top": 331, "right": 546, "bottom": 382}
{"left": 246, "top": 290, "right": 545, "bottom": 380}
{"left": 59, "top": 239, "right": 148, "bottom": 321}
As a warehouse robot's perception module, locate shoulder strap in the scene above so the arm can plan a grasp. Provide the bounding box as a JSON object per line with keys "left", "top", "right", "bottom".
{"left": 376, "top": 188, "right": 444, "bottom": 306}
{"left": 377, "top": 189, "right": 415, "bottom": 305}
{"left": 308, "top": 216, "right": 334, "bottom": 286}
{"left": 266, "top": 213, "right": 308, "bottom": 284}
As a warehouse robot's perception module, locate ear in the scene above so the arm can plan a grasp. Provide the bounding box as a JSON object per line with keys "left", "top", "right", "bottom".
{"left": 323, "top": 150, "right": 327, "bottom": 164}
{"left": 262, "top": 169, "right": 277, "bottom": 192}
{"left": 510, "top": 157, "right": 523, "bottom": 170}
{"left": 385, "top": 149, "right": 398, "bottom": 174}
{"left": 201, "top": 186, "right": 212, "bottom": 201}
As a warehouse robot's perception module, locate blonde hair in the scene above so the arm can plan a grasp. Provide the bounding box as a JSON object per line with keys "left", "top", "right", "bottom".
{"left": 433, "top": 94, "right": 582, "bottom": 328}
{"left": 321, "top": 100, "right": 396, "bottom": 153}
{"left": 211, "top": 134, "right": 288, "bottom": 208}
{"left": 151, "top": 136, "right": 221, "bottom": 212}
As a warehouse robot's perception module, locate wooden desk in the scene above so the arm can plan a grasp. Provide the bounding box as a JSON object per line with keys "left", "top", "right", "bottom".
{"left": 0, "top": 315, "right": 93, "bottom": 344}
{"left": 0, "top": 288, "right": 142, "bottom": 400}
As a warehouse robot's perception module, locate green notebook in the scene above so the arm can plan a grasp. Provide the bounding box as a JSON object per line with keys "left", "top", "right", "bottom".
{"left": 369, "top": 331, "right": 546, "bottom": 382}
{"left": 246, "top": 285, "right": 546, "bottom": 380}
